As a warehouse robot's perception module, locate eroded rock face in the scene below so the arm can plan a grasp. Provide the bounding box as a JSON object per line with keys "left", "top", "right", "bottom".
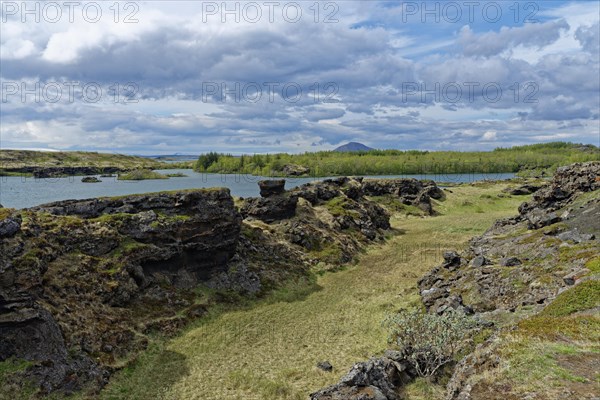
{"left": 362, "top": 178, "right": 443, "bottom": 215}
{"left": 0, "top": 189, "right": 242, "bottom": 395}
{"left": 2, "top": 178, "right": 397, "bottom": 396}
{"left": 415, "top": 162, "right": 600, "bottom": 399}
{"left": 258, "top": 179, "right": 286, "bottom": 197}
{"left": 241, "top": 195, "right": 298, "bottom": 222}
{"left": 418, "top": 162, "right": 600, "bottom": 316}
{"left": 518, "top": 162, "right": 600, "bottom": 229}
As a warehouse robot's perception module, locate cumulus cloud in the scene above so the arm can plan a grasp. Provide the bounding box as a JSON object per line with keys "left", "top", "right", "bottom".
{"left": 0, "top": 0, "right": 598, "bottom": 153}
{"left": 459, "top": 20, "right": 570, "bottom": 57}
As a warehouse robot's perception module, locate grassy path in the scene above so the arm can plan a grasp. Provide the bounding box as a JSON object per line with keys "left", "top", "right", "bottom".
{"left": 102, "top": 184, "right": 526, "bottom": 400}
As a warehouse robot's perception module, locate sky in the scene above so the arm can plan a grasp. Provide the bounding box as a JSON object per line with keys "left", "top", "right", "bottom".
{"left": 1, "top": 0, "right": 599, "bottom": 154}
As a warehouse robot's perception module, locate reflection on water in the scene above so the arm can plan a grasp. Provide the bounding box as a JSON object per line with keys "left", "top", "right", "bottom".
{"left": 0, "top": 169, "right": 516, "bottom": 209}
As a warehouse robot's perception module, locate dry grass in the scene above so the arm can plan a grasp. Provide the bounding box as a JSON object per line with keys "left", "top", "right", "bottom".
{"left": 101, "top": 184, "right": 525, "bottom": 400}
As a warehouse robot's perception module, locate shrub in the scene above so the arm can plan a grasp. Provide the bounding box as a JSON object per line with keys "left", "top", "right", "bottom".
{"left": 384, "top": 309, "right": 478, "bottom": 377}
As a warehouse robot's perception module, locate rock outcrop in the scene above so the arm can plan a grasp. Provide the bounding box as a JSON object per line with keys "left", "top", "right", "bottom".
{"left": 362, "top": 178, "right": 444, "bottom": 214}
{"left": 415, "top": 162, "right": 600, "bottom": 399}
{"left": 311, "top": 351, "right": 417, "bottom": 400}
{"left": 1, "top": 189, "right": 242, "bottom": 394}
{"left": 418, "top": 162, "right": 600, "bottom": 316}
{"left": 311, "top": 162, "right": 600, "bottom": 400}
{"left": 258, "top": 179, "right": 286, "bottom": 197}
{"left": 1, "top": 177, "right": 404, "bottom": 396}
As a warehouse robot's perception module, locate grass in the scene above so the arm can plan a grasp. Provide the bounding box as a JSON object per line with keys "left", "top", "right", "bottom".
{"left": 117, "top": 170, "right": 169, "bottom": 180}
{"left": 101, "top": 183, "right": 525, "bottom": 400}
{"left": 0, "top": 359, "right": 35, "bottom": 400}
{"left": 0, "top": 150, "right": 167, "bottom": 171}
{"left": 585, "top": 256, "right": 600, "bottom": 274}
{"left": 324, "top": 197, "right": 360, "bottom": 218}
{"left": 499, "top": 339, "right": 592, "bottom": 388}
{"left": 517, "top": 315, "right": 600, "bottom": 341}
{"left": 540, "top": 280, "right": 600, "bottom": 317}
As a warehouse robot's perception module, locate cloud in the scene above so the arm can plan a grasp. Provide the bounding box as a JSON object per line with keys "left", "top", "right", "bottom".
{"left": 576, "top": 22, "right": 600, "bottom": 55}
{"left": 0, "top": 1, "right": 598, "bottom": 153}
{"left": 459, "top": 19, "right": 570, "bottom": 57}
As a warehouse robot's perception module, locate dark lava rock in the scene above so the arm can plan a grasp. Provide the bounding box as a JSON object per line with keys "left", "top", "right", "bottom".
{"left": 509, "top": 184, "right": 542, "bottom": 195}
{"left": 519, "top": 162, "right": 600, "bottom": 219}
{"left": 29, "top": 166, "right": 122, "bottom": 178}
{"left": 525, "top": 209, "right": 561, "bottom": 230}
{"left": 557, "top": 229, "right": 595, "bottom": 243}
{"left": 258, "top": 179, "right": 286, "bottom": 197}
{"left": 0, "top": 216, "right": 21, "bottom": 238}
{"left": 1, "top": 189, "right": 242, "bottom": 394}
{"left": 442, "top": 251, "right": 461, "bottom": 268}
{"left": 241, "top": 195, "right": 298, "bottom": 222}
{"left": 81, "top": 176, "right": 101, "bottom": 183}
{"left": 311, "top": 355, "right": 414, "bottom": 400}
{"left": 317, "top": 361, "right": 333, "bottom": 372}
{"left": 421, "top": 287, "right": 449, "bottom": 308}
{"left": 500, "top": 257, "right": 522, "bottom": 267}
{"left": 207, "top": 264, "right": 261, "bottom": 294}
{"left": 360, "top": 178, "right": 442, "bottom": 215}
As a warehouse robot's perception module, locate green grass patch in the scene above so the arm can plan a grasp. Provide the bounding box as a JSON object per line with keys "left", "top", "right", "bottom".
{"left": 324, "top": 197, "right": 360, "bottom": 218}
{"left": 517, "top": 315, "right": 600, "bottom": 341}
{"left": 499, "top": 339, "right": 592, "bottom": 391}
{"left": 585, "top": 256, "right": 600, "bottom": 273}
{"left": 558, "top": 243, "right": 599, "bottom": 264}
{"left": 117, "top": 170, "right": 169, "bottom": 180}
{"left": 0, "top": 358, "right": 36, "bottom": 400}
{"left": 541, "top": 280, "right": 600, "bottom": 317}
{"left": 0, "top": 208, "right": 15, "bottom": 220}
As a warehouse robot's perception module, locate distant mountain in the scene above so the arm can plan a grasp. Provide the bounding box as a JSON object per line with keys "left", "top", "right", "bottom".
{"left": 333, "top": 142, "right": 374, "bottom": 152}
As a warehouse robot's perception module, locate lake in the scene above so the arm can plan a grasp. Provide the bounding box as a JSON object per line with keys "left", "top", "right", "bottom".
{"left": 0, "top": 169, "right": 516, "bottom": 209}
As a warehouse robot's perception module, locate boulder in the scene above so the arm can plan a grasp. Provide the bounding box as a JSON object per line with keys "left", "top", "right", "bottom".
{"left": 508, "top": 184, "right": 542, "bottom": 195}
{"left": 0, "top": 216, "right": 21, "bottom": 238}
{"left": 311, "top": 355, "right": 414, "bottom": 400}
{"left": 525, "top": 209, "right": 561, "bottom": 230}
{"left": 317, "top": 361, "right": 333, "bottom": 372}
{"left": 258, "top": 180, "right": 286, "bottom": 197}
{"left": 442, "top": 251, "right": 461, "bottom": 268}
{"left": 500, "top": 257, "right": 522, "bottom": 267}
{"left": 471, "top": 255, "right": 489, "bottom": 268}
{"left": 557, "top": 229, "right": 595, "bottom": 243}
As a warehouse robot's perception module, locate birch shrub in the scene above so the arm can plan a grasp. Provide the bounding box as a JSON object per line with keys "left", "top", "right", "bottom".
{"left": 384, "top": 309, "right": 478, "bottom": 377}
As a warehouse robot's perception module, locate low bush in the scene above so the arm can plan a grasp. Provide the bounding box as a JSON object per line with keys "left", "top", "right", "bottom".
{"left": 384, "top": 309, "right": 478, "bottom": 377}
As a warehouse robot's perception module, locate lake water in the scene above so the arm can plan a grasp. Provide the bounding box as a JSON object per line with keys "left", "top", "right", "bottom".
{"left": 0, "top": 169, "right": 516, "bottom": 209}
